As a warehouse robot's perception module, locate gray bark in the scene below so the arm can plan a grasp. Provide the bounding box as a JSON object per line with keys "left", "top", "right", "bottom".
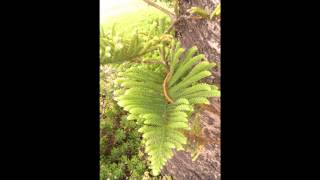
{"left": 161, "top": 0, "right": 221, "bottom": 179}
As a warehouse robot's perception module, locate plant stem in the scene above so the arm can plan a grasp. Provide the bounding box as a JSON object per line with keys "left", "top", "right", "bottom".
{"left": 163, "top": 71, "right": 174, "bottom": 104}
{"left": 133, "top": 59, "right": 165, "bottom": 65}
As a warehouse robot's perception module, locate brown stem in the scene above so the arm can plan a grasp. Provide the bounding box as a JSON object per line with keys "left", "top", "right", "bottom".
{"left": 133, "top": 60, "right": 165, "bottom": 65}
{"left": 163, "top": 71, "right": 174, "bottom": 104}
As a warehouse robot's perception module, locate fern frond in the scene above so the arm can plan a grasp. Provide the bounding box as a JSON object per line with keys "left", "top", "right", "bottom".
{"left": 169, "top": 54, "right": 206, "bottom": 87}
{"left": 188, "top": 97, "right": 210, "bottom": 105}
{"left": 169, "top": 70, "right": 211, "bottom": 95}
{"left": 181, "top": 90, "right": 217, "bottom": 99}
{"left": 114, "top": 43, "right": 220, "bottom": 176}
{"left": 100, "top": 30, "right": 162, "bottom": 65}
{"left": 170, "top": 48, "right": 185, "bottom": 72}
{"left": 124, "top": 72, "right": 163, "bottom": 84}
{"left": 127, "top": 114, "right": 138, "bottom": 120}
{"left": 173, "top": 98, "right": 190, "bottom": 105}
{"left": 171, "top": 83, "right": 211, "bottom": 99}
{"left": 183, "top": 61, "right": 216, "bottom": 81}
{"left": 121, "top": 81, "right": 162, "bottom": 91}
{"left": 179, "top": 46, "right": 198, "bottom": 66}
{"left": 127, "top": 68, "right": 165, "bottom": 82}
{"left": 171, "top": 46, "right": 197, "bottom": 77}
{"left": 168, "top": 111, "right": 188, "bottom": 118}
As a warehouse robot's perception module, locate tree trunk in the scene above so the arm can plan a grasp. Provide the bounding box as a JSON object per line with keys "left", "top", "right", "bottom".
{"left": 161, "top": 0, "right": 221, "bottom": 179}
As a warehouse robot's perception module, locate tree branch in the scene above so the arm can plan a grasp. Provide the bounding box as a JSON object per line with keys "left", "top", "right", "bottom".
{"left": 142, "top": 0, "right": 176, "bottom": 20}
{"left": 165, "top": 15, "right": 193, "bottom": 34}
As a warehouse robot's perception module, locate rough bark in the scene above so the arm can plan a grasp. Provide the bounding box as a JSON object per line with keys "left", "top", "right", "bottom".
{"left": 174, "top": 0, "right": 220, "bottom": 86}
{"left": 161, "top": 0, "right": 221, "bottom": 180}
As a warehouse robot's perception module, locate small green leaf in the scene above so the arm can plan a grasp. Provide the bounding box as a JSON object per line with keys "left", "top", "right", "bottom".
{"left": 188, "top": 7, "right": 210, "bottom": 18}
{"left": 210, "top": 3, "right": 221, "bottom": 19}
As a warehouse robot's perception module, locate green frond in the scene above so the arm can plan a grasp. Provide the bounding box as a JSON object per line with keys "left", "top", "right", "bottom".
{"left": 113, "top": 44, "right": 221, "bottom": 176}
{"left": 175, "top": 41, "right": 182, "bottom": 52}
{"left": 168, "top": 104, "right": 192, "bottom": 112}
{"left": 118, "top": 94, "right": 165, "bottom": 102}
{"left": 183, "top": 61, "right": 216, "bottom": 81}
{"left": 129, "top": 107, "right": 164, "bottom": 115}
{"left": 124, "top": 72, "right": 161, "bottom": 84}
{"left": 166, "top": 122, "right": 189, "bottom": 129}
{"left": 144, "top": 119, "right": 163, "bottom": 126}
{"left": 168, "top": 40, "right": 176, "bottom": 63}
{"left": 169, "top": 70, "right": 211, "bottom": 95}
{"left": 127, "top": 68, "right": 165, "bottom": 82}
{"left": 188, "top": 97, "right": 210, "bottom": 105}
{"left": 142, "top": 114, "right": 163, "bottom": 121}
{"left": 182, "top": 90, "right": 218, "bottom": 99}
{"left": 125, "top": 87, "right": 161, "bottom": 95}
{"left": 170, "top": 48, "right": 185, "bottom": 72}
{"left": 168, "top": 111, "right": 188, "bottom": 118}
{"left": 121, "top": 81, "right": 162, "bottom": 92}
{"left": 179, "top": 46, "right": 198, "bottom": 67}
{"left": 127, "top": 114, "right": 137, "bottom": 120}
{"left": 100, "top": 30, "right": 160, "bottom": 65}
{"left": 124, "top": 105, "right": 166, "bottom": 113}
{"left": 166, "top": 130, "right": 187, "bottom": 145}
{"left": 171, "top": 83, "right": 212, "bottom": 99}
{"left": 173, "top": 98, "right": 190, "bottom": 105}
{"left": 168, "top": 54, "right": 205, "bottom": 87}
